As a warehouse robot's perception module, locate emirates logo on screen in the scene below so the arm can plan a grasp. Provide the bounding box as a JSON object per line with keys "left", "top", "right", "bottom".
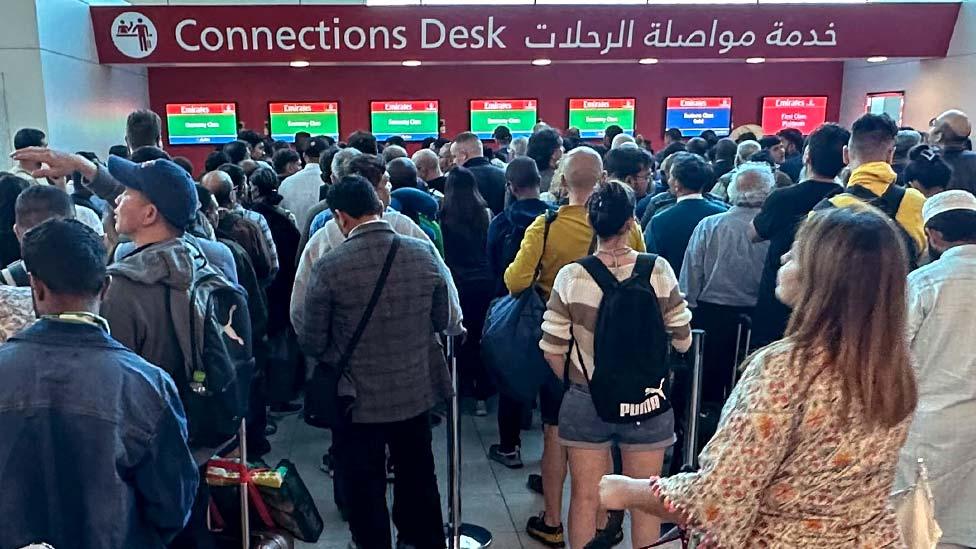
{"left": 111, "top": 12, "right": 157, "bottom": 59}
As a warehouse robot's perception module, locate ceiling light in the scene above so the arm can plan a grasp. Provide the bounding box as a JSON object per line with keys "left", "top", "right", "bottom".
{"left": 531, "top": 58, "right": 552, "bottom": 66}
{"left": 745, "top": 57, "right": 766, "bottom": 64}
{"left": 638, "top": 58, "right": 659, "bottom": 65}
{"left": 402, "top": 60, "right": 422, "bottom": 67}
{"left": 866, "top": 56, "right": 889, "bottom": 63}
{"left": 289, "top": 60, "right": 310, "bottom": 68}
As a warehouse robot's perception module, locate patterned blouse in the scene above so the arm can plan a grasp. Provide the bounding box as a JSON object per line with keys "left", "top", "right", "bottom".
{"left": 0, "top": 285, "right": 34, "bottom": 343}
{"left": 653, "top": 340, "right": 909, "bottom": 548}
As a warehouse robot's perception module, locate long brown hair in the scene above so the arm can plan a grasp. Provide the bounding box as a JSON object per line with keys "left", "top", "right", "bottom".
{"left": 786, "top": 204, "right": 917, "bottom": 428}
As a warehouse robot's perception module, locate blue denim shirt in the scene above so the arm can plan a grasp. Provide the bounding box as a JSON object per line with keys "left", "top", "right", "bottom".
{"left": 0, "top": 318, "right": 198, "bottom": 549}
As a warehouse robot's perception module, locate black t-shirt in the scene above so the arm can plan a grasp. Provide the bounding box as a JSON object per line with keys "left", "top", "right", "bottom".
{"left": 752, "top": 180, "right": 841, "bottom": 343}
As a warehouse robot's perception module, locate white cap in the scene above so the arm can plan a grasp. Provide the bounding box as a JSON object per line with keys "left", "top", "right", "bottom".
{"left": 922, "top": 190, "right": 976, "bottom": 224}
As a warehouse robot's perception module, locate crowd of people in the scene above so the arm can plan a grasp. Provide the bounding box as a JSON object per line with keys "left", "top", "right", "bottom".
{"left": 0, "top": 104, "right": 973, "bottom": 549}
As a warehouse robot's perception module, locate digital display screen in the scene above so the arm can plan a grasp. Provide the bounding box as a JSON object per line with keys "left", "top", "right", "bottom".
{"left": 269, "top": 102, "right": 339, "bottom": 142}
{"left": 665, "top": 97, "right": 732, "bottom": 137}
{"left": 761, "top": 96, "right": 827, "bottom": 135}
{"left": 370, "top": 100, "right": 439, "bottom": 141}
{"left": 469, "top": 99, "right": 537, "bottom": 139}
{"left": 866, "top": 92, "right": 905, "bottom": 126}
{"left": 165, "top": 103, "right": 238, "bottom": 145}
{"left": 568, "top": 98, "right": 635, "bottom": 139}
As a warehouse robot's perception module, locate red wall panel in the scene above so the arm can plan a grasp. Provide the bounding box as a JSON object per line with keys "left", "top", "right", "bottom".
{"left": 149, "top": 61, "right": 843, "bottom": 172}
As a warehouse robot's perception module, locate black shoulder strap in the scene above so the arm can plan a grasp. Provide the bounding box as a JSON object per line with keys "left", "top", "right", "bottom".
{"left": 878, "top": 184, "right": 906, "bottom": 218}
{"left": 631, "top": 253, "right": 657, "bottom": 284}
{"left": 338, "top": 235, "right": 400, "bottom": 371}
{"left": 530, "top": 211, "right": 558, "bottom": 284}
{"left": 576, "top": 255, "right": 619, "bottom": 293}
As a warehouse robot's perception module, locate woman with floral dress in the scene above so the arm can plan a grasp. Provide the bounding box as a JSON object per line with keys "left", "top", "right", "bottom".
{"left": 599, "top": 204, "right": 918, "bottom": 548}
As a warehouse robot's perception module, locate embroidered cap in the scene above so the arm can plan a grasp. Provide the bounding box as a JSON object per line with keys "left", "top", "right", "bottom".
{"left": 922, "top": 189, "right": 976, "bottom": 225}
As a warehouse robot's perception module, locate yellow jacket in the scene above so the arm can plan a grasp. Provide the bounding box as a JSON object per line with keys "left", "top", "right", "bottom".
{"left": 504, "top": 204, "right": 645, "bottom": 297}
{"left": 827, "top": 162, "right": 927, "bottom": 255}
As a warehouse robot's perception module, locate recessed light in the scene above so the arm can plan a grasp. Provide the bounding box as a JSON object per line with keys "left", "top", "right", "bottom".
{"left": 289, "top": 60, "right": 310, "bottom": 68}
{"left": 745, "top": 57, "right": 766, "bottom": 64}
{"left": 867, "top": 56, "right": 889, "bottom": 63}
{"left": 531, "top": 58, "right": 552, "bottom": 66}
{"left": 638, "top": 58, "right": 659, "bottom": 65}
{"left": 401, "top": 60, "right": 422, "bottom": 67}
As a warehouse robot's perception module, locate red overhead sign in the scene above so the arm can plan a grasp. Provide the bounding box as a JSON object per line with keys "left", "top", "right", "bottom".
{"left": 370, "top": 100, "right": 438, "bottom": 112}
{"left": 471, "top": 99, "right": 536, "bottom": 111}
{"left": 666, "top": 97, "right": 731, "bottom": 110}
{"left": 761, "top": 96, "right": 828, "bottom": 134}
{"left": 569, "top": 98, "right": 634, "bottom": 110}
{"left": 90, "top": 4, "right": 959, "bottom": 65}
{"left": 165, "top": 103, "right": 235, "bottom": 115}
{"left": 269, "top": 102, "right": 337, "bottom": 114}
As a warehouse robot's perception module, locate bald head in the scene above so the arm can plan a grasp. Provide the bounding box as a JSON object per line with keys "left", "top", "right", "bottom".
{"left": 562, "top": 147, "right": 604, "bottom": 194}
{"left": 932, "top": 109, "right": 972, "bottom": 148}
{"left": 202, "top": 170, "right": 234, "bottom": 207}
{"left": 387, "top": 157, "right": 419, "bottom": 190}
{"left": 412, "top": 148, "right": 442, "bottom": 181}
{"left": 611, "top": 133, "right": 636, "bottom": 149}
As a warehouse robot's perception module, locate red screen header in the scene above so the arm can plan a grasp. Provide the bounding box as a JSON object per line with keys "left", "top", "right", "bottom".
{"left": 370, "top": 101, "right": 438, "bottom": 113}
{"left": 470, "top": 99, "right": 536, "bottom": 111}
{"left": 569, "top": 98, "right": 635, "bottom": 110}
{"left": 269, "top": 102, "right": 338, "bottom": 114}
{"left": 761, "top": 96, "right": 827, "bottom": 134}
{"left": 666, "top": 97, "right": 732, "bottom": 110}
{"left": 165, "top": 103, "right": 236, "bottom": 115}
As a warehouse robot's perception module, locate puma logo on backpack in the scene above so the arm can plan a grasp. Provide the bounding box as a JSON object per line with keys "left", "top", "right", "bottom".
{"left": 572, "top": 254, "right": 672, "bottom": 424}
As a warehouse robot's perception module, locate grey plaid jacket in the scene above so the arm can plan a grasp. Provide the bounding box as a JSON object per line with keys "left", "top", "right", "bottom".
{"left": 297, "top": 220, "right": 453, "bottom": 424}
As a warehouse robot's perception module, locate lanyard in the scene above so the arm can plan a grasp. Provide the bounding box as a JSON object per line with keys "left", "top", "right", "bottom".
{"left": 41, "top": 312, "right": 111, "bottom": 335}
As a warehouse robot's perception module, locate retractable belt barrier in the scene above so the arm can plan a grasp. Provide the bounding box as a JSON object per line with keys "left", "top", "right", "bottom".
{"left": 445, "top": 335, "right": 493, "bottom": 549}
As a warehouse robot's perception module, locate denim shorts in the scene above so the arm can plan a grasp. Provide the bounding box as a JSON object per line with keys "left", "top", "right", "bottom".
{"left": 558, "top": 384, "right": 676, "bottom": 451}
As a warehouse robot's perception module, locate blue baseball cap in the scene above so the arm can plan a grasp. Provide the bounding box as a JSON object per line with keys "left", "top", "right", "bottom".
{"left": 108, "top": 156, "right": 199, "bottom": 230}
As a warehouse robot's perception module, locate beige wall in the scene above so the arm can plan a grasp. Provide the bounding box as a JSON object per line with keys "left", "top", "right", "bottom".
{"left": 840, "top": 1, "right": 976, "bottom": 130}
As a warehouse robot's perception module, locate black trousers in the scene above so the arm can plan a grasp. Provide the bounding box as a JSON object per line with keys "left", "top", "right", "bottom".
{"left": 691, "top": 301, "right": 754, "bottom": 404}
{"left": 497, "top": 393, "right": 523, "bottom": 451}
{"left": 334, "top": 412, "right": 445, "bottom": 549}
{"left": 667, "top": 302, "right": 752, "bottom": 475}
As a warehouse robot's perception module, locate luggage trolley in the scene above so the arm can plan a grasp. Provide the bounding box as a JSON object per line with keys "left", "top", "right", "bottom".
{"left": 445, "top": 334, "right": 493, "bottom": 549}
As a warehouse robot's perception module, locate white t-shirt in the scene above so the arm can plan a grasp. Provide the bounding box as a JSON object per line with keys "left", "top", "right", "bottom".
{"left": 74, "top": 205, "right": 105, "bottom": 237}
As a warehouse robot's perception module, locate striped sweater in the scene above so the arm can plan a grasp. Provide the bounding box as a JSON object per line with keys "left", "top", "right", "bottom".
{"left": 540, "top": 255, "right": 693, "bottom": 384}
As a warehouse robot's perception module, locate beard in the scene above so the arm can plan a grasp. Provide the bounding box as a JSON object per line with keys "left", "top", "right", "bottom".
{"left": 929, "top": 243, "right": 944, "bottom": 261}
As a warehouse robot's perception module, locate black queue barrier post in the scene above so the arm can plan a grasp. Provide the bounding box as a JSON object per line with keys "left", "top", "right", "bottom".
{"left": 445, "top": 334, "right": 493, "bottom": 549}
{"left": 683, "top": 329, "right": 706, "bottom": 471}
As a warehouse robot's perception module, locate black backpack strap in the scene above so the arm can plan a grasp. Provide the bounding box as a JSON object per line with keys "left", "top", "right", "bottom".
{"left": 337, "top": 235, "right": 400, "bottom": 371}
{"left": 576, "top": 255, "right": 620, "bottom": 293}
{"left": 630, "top": 253, "right": 658, "bottom": 285}
{"left": 528, "top": 210, "right": 558, "bottom": 284}
{"left": 876, "top": 184, "right": 906, "bottom": 220}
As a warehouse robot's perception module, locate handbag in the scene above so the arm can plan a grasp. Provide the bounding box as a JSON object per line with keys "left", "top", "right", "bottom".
{"left": 892, "top": 458, "right": 942, "bottom": 549}
{"left": 302, "top": 236, "right": 401, "bottom": 427}
{"left": 481, "top": 211, "right": 558, "bottom": 404}
{"left": 256, "top": 459, "right": 325, "bottom": 542}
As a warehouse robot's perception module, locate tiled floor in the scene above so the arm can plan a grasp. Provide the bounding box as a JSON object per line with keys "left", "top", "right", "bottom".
{"left": 263, "top": 403, "right": 681, "bottom": 549}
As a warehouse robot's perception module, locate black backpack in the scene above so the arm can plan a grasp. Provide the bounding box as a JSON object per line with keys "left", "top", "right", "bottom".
{"left": 820, "top": 184, "right": 919, "bottom": 269}
{"left": 572, "top": 254, "right": 671, "bottom": 423}
{"left": 172, "top": 241, "right": 256, "bottom": 448}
